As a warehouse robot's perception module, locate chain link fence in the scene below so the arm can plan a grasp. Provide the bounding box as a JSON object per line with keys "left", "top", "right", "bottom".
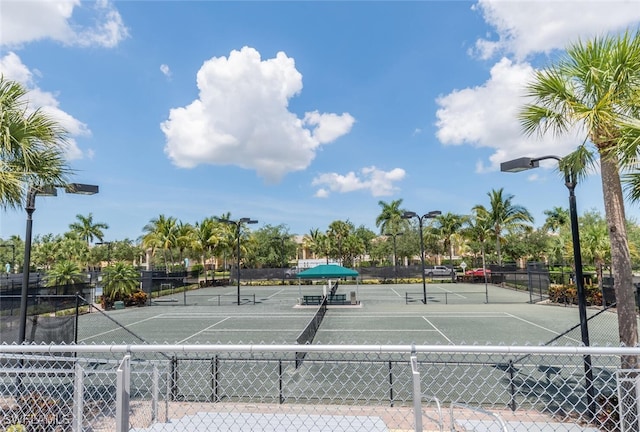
{"left": 0, "top": 344, "right": 639, "bottom": 431}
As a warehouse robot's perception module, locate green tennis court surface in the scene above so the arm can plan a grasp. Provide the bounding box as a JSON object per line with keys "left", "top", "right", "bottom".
{"left": 77, "top": 283, "right": 623, "bottom": 346}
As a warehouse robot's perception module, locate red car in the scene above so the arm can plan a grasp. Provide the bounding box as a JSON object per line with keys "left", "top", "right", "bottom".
{"left": 465, "top": 268, "right": 491, "bottom": 277}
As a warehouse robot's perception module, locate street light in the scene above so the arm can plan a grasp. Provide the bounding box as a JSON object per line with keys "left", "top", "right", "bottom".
{"left": 95, "top": 241, "right": 113, "bottom": 265}
{"left": 501, "top": 155, "right": 594, "bottom": 417}
{"left": 19, "top": 183, "right": 99, "bottom": 344}
{"left": 402, "top": 210, "right": 441, "bottom": 304}
{"left": 385, "top": 231, "right": 404, "bottom": 283}
{"left": 216, "top": 217, "right": 258, "bottom": 305}
{"left": 273, "top": 236, "right": 287, "bottom": 285}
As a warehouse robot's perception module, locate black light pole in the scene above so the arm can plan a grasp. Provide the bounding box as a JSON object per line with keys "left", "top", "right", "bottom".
{"left": 402, "top": 210, "right": 441, "bottom": 304}
{"left": 385, "top": 232, "right": 404, "bottom": 283}
{"left": 501, "top": 156, "right": 594, "bottom": 417}
{"left": 216, "top": 217, "right": 258, "bottom": 305}
{"left": 19, "top": 183, "right": 99, "bottom": 344}
{"left": 274, "top": 236, "right": 287, "bottom": 285}
{"left": 96, "top": 241, "right": 113, "bottom": 265}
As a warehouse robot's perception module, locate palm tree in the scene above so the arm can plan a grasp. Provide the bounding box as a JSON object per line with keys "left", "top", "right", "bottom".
{"left": 102, "top": 262, "right": 140, "bottom": 303}
{"left": 543, "top": 207, "right": 570, "bottom": 233}
{"left": 193, "top": 217, "right": 221, "bottom": 282}
{"left": 434, "top": 212, "right": 467, "bottom": 273}
{"left": 141, "top": 215, "right": 178, "bottom": 271}
{"left": 462, "top": 207, "right": 493, "bottom": 296}
{"left": 45, "top": 260, "right": 84, "bottom": 293}
{"left": 375, "top": 199, "right": 407, "bottom": 235}
{"left": 68, "top": 213, "right": 109, "bottom": 246}
{"left": 474, "top": 188, "right": 533, "bottom": 267}
{"left": 0, "top": 77, "right": 71, "bottom": 209}
{"left": 519, "top": 30, "right": 640, "bottom": 357}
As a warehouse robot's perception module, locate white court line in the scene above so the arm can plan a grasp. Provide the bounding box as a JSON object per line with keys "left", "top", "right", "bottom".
{"left": 266, "top": 289, "right": 285, "bottom": 299}
{"left": 505, "top": 312, "right": 581, "bottom": 344}
{"left": 177, "top": 317, "right": 231, "bottom": 344}
{"left": 431, "top": 285, "right": 466, "bottom": 299}
{"left": 423, "top": 317, "right": 455, "bottom": 344}
{"left": 318, "top": 329, "right": 440, "bottom": 333}
{"left": 390, "top": 288, "right": 403, "bottom": 298}
{"left": 78, "top": 313, "right": 166, "bottom": 342}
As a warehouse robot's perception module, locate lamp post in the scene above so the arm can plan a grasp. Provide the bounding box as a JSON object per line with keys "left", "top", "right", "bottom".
{"left": 19, "top": 183, "right": 99, "bottom": 344}
{"left": 402, "top": 210, "right": 441, "bottom": 304}
{"left": 273, "top": 236, "right": 287, "bottom": 285}
{"left": 385, "top": 232, "right": 404, "bottom": 283}
{"left": 96, "top": 241, "right": 113, "bottom": 265}
{"left": 216, "top": 217, "right": 258, "bottom": 305}
{"left": 501, "top": 155, "right": 594, "bottom": 417}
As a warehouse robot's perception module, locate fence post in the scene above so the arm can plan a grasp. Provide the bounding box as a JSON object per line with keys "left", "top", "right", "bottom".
{"left": 388, "top": 360, "right": 394, "bottom": 407}
{"left": 116, "top": 354, "right": 131, "bottom": 432}
{"left": 73, "top": 362, "right": 84, "bottom": 432}
{"left": 278, "top": 360, "right": 284, "bottom": 404}
{"left": 74, "top": 293, "right": 80, "bottom": 344}
{"left": 152, "top": 365, "right": 159, "bottom": 422}
{"left": 170, "top": 356, "right": 178, "bottom": 401}
{"left": 411, "top": 350, "right": 423, "bottom": 432}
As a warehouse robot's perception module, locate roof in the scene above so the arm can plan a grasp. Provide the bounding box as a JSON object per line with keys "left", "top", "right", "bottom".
{"left": 295, "top": 264, "right": 359, "bottom": 279}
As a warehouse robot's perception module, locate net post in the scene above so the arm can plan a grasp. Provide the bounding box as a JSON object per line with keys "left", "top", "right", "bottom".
{"left": 410, "top": 347, "right": 423, "bottom": 432}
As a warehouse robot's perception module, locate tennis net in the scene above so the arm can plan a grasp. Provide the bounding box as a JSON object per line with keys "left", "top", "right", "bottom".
{"left": 295, "top": 295, "right": 328, "bottom": 367}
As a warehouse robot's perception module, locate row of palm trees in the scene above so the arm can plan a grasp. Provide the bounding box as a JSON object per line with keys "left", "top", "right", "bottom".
{"left": 1, "top": 31, "right": 640, "bottom": 363}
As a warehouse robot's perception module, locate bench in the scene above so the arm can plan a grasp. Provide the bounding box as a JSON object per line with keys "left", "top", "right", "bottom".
{"left": 302, "top": 295, "right": 324, "bottom": 305}
{"left": 328, "top": 294, "right": 347, "bottom": 304}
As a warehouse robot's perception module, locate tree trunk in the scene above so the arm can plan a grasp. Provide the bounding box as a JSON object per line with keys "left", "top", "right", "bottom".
{"left": 600, "top": 157, "right": 637, "bottom": 358}
{"left": 600, "top": 156, "right": 638, "bottom": 432}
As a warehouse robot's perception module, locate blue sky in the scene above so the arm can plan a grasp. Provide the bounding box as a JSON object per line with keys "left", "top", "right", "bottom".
{"left": 1, "top": 0, "right": 640, "bottom": 242}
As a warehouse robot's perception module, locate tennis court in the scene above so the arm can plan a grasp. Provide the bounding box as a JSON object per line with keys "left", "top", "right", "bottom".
{"left": 77, "top": 282, "right": 621, "bottom": 347}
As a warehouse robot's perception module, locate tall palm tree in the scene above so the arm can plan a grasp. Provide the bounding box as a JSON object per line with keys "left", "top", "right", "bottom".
{"left": 434, "top": 212, "right": 467, "bottom": 269}
{"left": 474, "top": 188, "right": 533, "bottom": 267}
{"left": 463, "top": 207, "right": 493, "bottom": 294}
{"left": 543, "top": 207, "right": 570, "bottom": 233}
{"left": 68, "top": 213, "right": 109, "bottom": 246}
{"left": 519, "top": 30, "right": 640, "bottom": 357}
{"left": 0, "top": 77, "right": 71, "bottom": 209}
{"left": 141, "top": 215, "right": 178, "bottom": 271}
{"left": 375, "top": 199, "right": 407, "bottom": 235}
{"left": 328, "top": 220, "right": 353, "bottom": 265}
{"left": 193, "top": 217, "right": 221, "bottom": 282}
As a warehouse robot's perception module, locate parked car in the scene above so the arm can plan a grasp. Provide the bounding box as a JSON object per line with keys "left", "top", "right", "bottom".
{"left": 465, "top": 268, "right": 491, "bottom": 277}
{"left": 284, "top": 267, "right": 299, "bottom": 278}
{"left": 424, "top": 265, "right": 455, "bottom": 277}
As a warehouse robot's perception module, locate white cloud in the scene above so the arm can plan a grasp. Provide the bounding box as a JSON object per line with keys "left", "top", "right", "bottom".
{"left": 436, "top": 57, "right": 582, "bottom": 173}
{"left": 0, "top": 0, "right": 128, "bottom": 48}
{"left": 0, "top": 52, "right": 90, "bottom": 161}
{"left": 312, "top": 166, "right": 405, "bottom": 197}
{"left": 434, "top": 0, "right": 639, "bottom": 173}
{"left": 161, "top": 46, "right": 355, "bottom": 183}
{"left": 315, "top": 189, "right": 329, "bottom": 198}
{"left": 473, "top": 0, "right": 640, "bottom": 60}
{"left": 160, "top": 64, "right": 172, "bottom": 78}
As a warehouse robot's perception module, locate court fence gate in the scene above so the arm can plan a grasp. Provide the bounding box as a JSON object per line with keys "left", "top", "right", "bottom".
{"left": 1, "top": 344, "right": 639, "bottom": 432}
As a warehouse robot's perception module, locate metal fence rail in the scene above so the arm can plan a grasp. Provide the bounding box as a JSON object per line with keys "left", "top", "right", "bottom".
{"left": 0, "top": 344, "right": 638, "bottom": 432}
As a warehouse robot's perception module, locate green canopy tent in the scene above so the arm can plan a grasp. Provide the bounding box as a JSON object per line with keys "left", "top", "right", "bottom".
{"left": 296, "top": 264, "right": 359, "bottom": 279}
{"left": 295, "top": 264, "right": 360, "bottom": 304}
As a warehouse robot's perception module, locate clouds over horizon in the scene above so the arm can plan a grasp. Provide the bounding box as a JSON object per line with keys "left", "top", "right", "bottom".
{"left": 436, "top": 0, "right": 640, "bottom": 174}
{"left": 312, "top": 166, "right": 406, "bottom": 198}
{"left": 161, "top": 46, "right": 355, "bottom": 183}
{"left": 0, "top": 0, "right": 129, "bottom": 49}
{"left": 0, "top": 0, "right": 128, "bottom": 161}
{"left": 0, "top": 52, "right": 89, "bottom": 160}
